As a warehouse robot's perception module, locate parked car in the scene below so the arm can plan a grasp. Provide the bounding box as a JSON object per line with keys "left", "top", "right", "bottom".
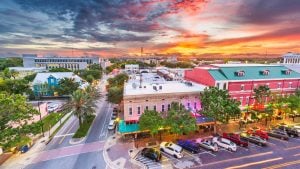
{"left": 247, "top": 127, "right": 269, "bottom": 140}
{"left": 212, "top": 137, "right": 237, "bottom": 152}
{"left": 141, "top": 148, "right": 162, "bottom": 162}
{"left": 108, "top": 120, "right": 116, "bottom": 130}
{"left": 177, "top": 140, "right": 201, "bottom": 154}
{"left": 160, "top": 142, "right": 183, "bottom": 158}
{"left": 267, "top": 129, "right": 289, "bottom": 140}
{"left": 20, "top": 145, "right": 29, "bottom": 153}
{"left": 240, "top": 133, "right": 267, "bottom": 146}
{"left": 223, "top": 133, "right": 248, "bottom": 147}
{"left": 113, "top": 107, "right": 118, "bottom": 112}
{"left": 47, "top": 104, "right": 59, "bottom": 112}
{"left": 192, "top": 137, "right": 218, "bottom": 152}
{"left": 278, "top": 124, "right": 299, "bottom": 137}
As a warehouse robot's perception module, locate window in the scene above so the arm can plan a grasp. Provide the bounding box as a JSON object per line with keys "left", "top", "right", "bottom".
{"left": 153, "top": 105, "right": 156, "bottom": 111}
{"left": 266, "top": 83, "right": 269, "bottom": 87}
{"left": 277, "top": 83, "right": 281, "bottom": 89}
{"left": 168, "top": 104, "right": 171, "bottom": 111}
{"left": 194, "top": 102, "right": 197, "bottom": 109}
{"left": 289, "top": 82, "right": 292, "bottom": 88}
{"left": 240, "top": 97, "right": 243, "bottom": 104}
{"left": 137, "top": 106, "right": 141, "bottom": 115}
{"left": 145, "top": 106, "right": 148, "bottom": 110}
{"left": 129, "top": 107, "right": 132, "bottom": 115}
{"left": 223, "top": 83, "right": 227, "bottom": 90}
{"left": 235, "top": 70, "right": 245, "bottom": 77}
{"left": 216, "top": 83, "right": 220, "bottom": 89}
{"left": 246, "top": 97, "right": 250, "bottom": 104}
{"left": 260, "top": 70, "right": 270, "bottom": 76}
{"left": 162, "top": 105, "right": 165, "bottom": 112}
{"left": 187, "top": 102, "right": 190, "bottom": 108}
{"left": 241, "top": 84, "right": 245, "bottom": 91}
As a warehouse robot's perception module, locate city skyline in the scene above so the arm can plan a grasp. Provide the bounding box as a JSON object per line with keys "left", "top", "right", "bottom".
{"left": 0, "top": 0, "right": 300, "bottom": 58}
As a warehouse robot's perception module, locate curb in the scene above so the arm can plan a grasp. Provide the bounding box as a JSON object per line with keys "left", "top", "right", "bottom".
{"left": 69, "top": 137, "right": 86, "bottom": 145}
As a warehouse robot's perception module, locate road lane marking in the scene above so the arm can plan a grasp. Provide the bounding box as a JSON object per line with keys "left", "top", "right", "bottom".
{"left": 54, "top": 133, "right": 75, "bottom": 138}
{"left": 226, "top": 157, "right": 282, "bottom": 169}
{"left": 284, "top": 145, "right": 300, "bottom": 150}
{"left": 202, "top": 151, "right": 273, "bottom": 167}
{"left": 269, "top": 137, "right": 289, "bottom": 143}
{"left": 293, "top": 153, "right": 300, "bottom": 156}
{"left": 262, "top": 159, "right": 300, "bottom": 169}
{"left": 59, "top": 120, "right": 77, "bottom": 144}
{"left": 99, "top": 104, "right": 111, "bottom": 138}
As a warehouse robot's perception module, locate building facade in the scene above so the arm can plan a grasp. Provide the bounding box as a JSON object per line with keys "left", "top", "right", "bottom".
{"left": 124, "top": 64, "right": 139, "bottom": 74}
{"left": 8, "top": 67, "right": 47, "bottom": 78}
{"left": 185, "top": 64, "right": 300, "bottom": 107}
{"left": 123, "top": 73, "right": 206, "bottom": 122}
{"left": 32, "top": 72, "right": 88, "bottom": 96}
{"left": 23, "top": 54, "right": 100, "bottom": 70}
{"left": 282, "top": 52, "right": 300, "bottom": 64}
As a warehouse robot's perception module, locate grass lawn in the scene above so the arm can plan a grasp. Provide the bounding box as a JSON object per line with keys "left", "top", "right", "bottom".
{"left": 42, "top": 112, "right": 64, "bottom": 131}
{"left": 73, "top": 115, "right": 96, "bottom": 138}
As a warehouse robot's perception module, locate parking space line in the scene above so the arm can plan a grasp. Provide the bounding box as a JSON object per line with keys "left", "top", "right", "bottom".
{"left": 284, "top": 145, "right": 300, "bottom": 150}
{"left": 249, "top": 143, "right": 261, "bottom": 148}
{"left": 293, "top": 153, "right": 300, "bottom": 156}
{"left": 219, "top": 148, "right": 233, "bottom": 153}
{"left": 267, "top": 142, "right": 276, "bottom": 146}
{"left": 226, "top": 157, "right": 283, "bottom": 169}
{"left": 161, "top": 152, "right": 181, "bottom": 163}
{"left": 269, "top": 137, "right": 289, "bottom": 143}
{"left": 198, "top": 151, "right": 216, "bottom": 157}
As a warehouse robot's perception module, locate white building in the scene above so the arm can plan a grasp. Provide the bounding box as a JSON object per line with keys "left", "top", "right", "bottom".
{"left": 8, "top": 67, "right": 47, "bottom": 78}
{"left": 282, "top": 52, "right": 300, "bottom": 64}
{"left": 23, "top": 54, "right": 100, "bottom": 70}
{"left": 125, "top": 64, "right": 139, "bottom": 74}
{"left": 123, "top": 73, "right": 207, "bottom": 122}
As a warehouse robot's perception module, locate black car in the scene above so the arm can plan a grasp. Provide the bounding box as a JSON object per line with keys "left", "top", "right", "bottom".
{"left": 177, "top": 140, "right": 201, "bottom": 154}
{"left": 240, "top": 133, "right": 267, "bottom": 146}
{"left": 141, "top": 148, "right": 161, "bottom": 162}
{"left": 267, "top": 130, "right": 289, "bottom": 140}
{"left": 278, "top": 125, "right": 299, "bottom": 137}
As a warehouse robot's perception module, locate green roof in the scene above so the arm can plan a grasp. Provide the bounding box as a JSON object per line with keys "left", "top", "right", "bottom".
{"left": 208, "top": 69, "right": 227, "bottom": 81}
{"left": 118, "top": 120, "right": 140, "bottom": 134}
{"left": 209, "top": 65, "right": 300, "bottom": 81}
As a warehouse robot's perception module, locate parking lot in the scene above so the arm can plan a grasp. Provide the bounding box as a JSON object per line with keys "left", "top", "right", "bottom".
{"left": 134, "top": 129, "right": 300, "bottom": 169}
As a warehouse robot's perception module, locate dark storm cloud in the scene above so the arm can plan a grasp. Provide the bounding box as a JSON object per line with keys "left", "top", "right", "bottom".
{"left": 236, "top": 0, "right": 300, "bottom": 24}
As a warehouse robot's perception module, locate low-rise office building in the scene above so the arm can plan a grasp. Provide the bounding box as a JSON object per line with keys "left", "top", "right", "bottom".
{"left": 23, "top": 54, "right": 100, "bottom": 70}
{"left": 8, "top": 67, "right": 47, "bottom": 78}
{"left": 185, "top": 64, "right": 300, "bottom": 107}
{"left": 123, "top": 73, "right": 207, "bottom": 122}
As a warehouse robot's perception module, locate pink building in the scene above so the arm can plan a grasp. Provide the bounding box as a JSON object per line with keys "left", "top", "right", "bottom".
{"left": 185, "top": 64, "right": 300, "bottom": 106}
{"left": 123, "top": 73, "right": 207, "bottom": 122}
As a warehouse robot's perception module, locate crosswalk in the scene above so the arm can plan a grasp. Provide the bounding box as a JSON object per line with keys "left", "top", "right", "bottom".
{"left": 135, "top": 154, "right": 163, "bottom": 169}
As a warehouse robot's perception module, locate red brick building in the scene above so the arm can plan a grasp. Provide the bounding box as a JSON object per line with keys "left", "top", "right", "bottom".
{"left": 185, "top": 64, "right": 300, "bottom": 107}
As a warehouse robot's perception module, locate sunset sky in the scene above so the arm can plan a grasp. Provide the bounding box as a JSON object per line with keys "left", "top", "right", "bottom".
{"left": 0, "top": 0, "right": 300, "bottom": 58}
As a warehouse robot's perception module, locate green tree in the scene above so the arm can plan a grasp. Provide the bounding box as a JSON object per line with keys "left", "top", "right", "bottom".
{"left": 24, "top": 73, "right": 37, "bottom": 82}
{"left": 164, "top": 102, "right": 197, "bottom": 136}
{"left": 54, "top": 78, "right": 80, "bottom": 96}
{"left": 0, "top": 58, "right": 23, "bottom": 71}
{"left": 0, "top": 79, "right": 30, "bottom": 95}
{"left": 49, "top": 67, "right": 72, "bottom": 72}
{"left": 85, "top": 85, "right": 102, "bottom": 101}
{"left": 254, "top": 85, "right": 271, "bottom": 104}
{"left": 88, "top": 64, "right": 102, "bottom": 70}
{"left": 107, "top": 86, "right": 123, "bottom": 104}
{"left": 200, "top": 87, "right": 241, "bottom": 134}
{"left": 285, "top": 95, "right": 300, "bottom": 121}
{"left": 65, "top": 89, "right": 96, "bottom": 126}
{"left": 139, "top": 110, "right": 164, "bottom": 136}
{"left": 107, "top": 73, "right": 128, "bottom": 87}
{"left": 0, "top": 92, "right": 39, "bottom": 150}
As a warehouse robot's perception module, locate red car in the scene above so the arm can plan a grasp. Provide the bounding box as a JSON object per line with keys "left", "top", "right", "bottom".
{"left": 223, "top": 133, "right": 248, "bottom": 147}
{"left": 247, "top": 128, "right": 269, "bottom": 140}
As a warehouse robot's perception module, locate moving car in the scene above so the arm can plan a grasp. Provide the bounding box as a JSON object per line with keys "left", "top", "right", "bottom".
{"left": 160, "top": 142, "right": 183, "bottom": 158}
{"left": 240, "top": 133, "right": 267, "bottom": 146}
{"left": 192, "top": 137, "right": 218, "bottom": 152}
{"left": 141, "top": 148, "right": 162, "bottom": 162}
{"left": 223, "top": 133, "right": 248, "bottom": 147}
{"left": 177, "top": 140, "right": 201, "bottom": 154}
{"left": 267, "top": 129, "right": 289, "bottom": 140}
{"left": 108, "top": 120, "right": 116, "bottom": 130}
{"left": 47, "top": 104, "right": 59, "bottom": 113}
{"left": 212, "top": 137, "right": 237, "bottom": 152}
{"left": 247, "top": 127, "right": 269, "bottom": 140}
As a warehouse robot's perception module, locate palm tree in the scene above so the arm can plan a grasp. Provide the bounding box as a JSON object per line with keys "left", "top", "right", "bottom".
{"left": 85, "top": 85, "right": 102, "bottom": 101}
{"left": 66, "top": 89, "right": 96, "bottom": 126}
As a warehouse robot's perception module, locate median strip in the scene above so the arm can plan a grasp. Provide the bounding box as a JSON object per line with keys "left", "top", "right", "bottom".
{"left": 226, "top": 157, "right": 283, "bottom": 169}
{"left": 202, "top": 151, "right": 273, "bottom": 166}
{"left": 262, "top": 159, "right": 300, "bottom": 169}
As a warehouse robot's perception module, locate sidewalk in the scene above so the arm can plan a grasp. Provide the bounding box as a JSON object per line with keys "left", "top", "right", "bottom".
{"left": 0, "top": 112, "right": 73, "bottom": 169}
{"left": 103, "top": 134, "right": 141, "bottom": 169}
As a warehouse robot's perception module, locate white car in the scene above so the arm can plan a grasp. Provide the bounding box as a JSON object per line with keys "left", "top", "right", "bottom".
{"left": 212, "top": 137, "right": 237, "bottom": 152}
{"left": 160, "top": 142, "right": 183, "bottom": 158}
{"left": 194, "top": 137, "right": 218, "bottom": 152}
{"left": 108, "top": 120, "right": 116, "bottom": 130}
{"left": 47, "top": 104, "right": 58, "bottom": 112}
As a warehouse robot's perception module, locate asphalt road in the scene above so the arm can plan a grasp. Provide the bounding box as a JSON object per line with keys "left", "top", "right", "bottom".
{"left": 26, "top": 77, "right": 113, "bottom": 169}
